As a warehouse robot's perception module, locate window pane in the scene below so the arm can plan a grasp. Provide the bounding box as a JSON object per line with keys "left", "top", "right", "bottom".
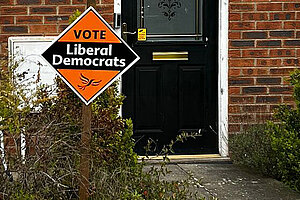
{"left": 137, "top": 0, "right": 202, "bottom": 41}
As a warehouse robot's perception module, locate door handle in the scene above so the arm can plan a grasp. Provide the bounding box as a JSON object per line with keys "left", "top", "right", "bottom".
{"left": 122, "top": 23, "right": 136, "bottom": 42}
{"left": 123, "top": 31, "right": 137, "bottom": 35}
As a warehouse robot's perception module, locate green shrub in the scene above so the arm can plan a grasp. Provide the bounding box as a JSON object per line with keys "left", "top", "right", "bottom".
{"left": 230, "top": 69, "right": 300, "bottom": 192}
{"left": 229, "top": 125, "right": 277, "bottom": 177}
{"left": 266, "top": 119, "right": 300, "bottom": 191}
{"left": 0, "top": 54, "right": 202, "bottom": 199}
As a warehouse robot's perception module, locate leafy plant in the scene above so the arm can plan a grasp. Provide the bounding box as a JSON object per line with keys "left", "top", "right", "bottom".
{"left": 230, "top": 69, "right": 300, "bottom": 192}
{"left": 229, "top": 125, "right": 277, "bottom": 177}
{"left": 0, "top": 50, "right": 204, "bottom": 200}
{"left": 0, "top": 9, "right": 208, "bottom": 199}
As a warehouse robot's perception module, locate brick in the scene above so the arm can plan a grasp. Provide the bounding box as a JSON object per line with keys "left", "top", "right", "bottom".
{"left": 269, "top": 87, "right": 292, "bottom": 94}
{"left": 284, "top": 40, "right": 300, "bottom": 47}
{"left": 230, "top": 22, "right": 255, "bottom": 30}
{"left": 72, "top": 0, "right": 85, "bottom": 4}
{"left": 242, "top": 105, "right": 268, "bottom": 113}
{"left": 229, "top": 50, "right": 241, "bottom": 58}
{"left": 229, "top": 78, "right": 254, "bottom": 86}
{"left": 0, "top": 16, "right": 13, "bottom": 24}
{"left": 95, "top": 5, "right": 114, "bottom": 14}
{"left": 243, "top": 87, "right": 267, "bottom": 94}
{"left": 59, "top": 25, "right": 68, "bottom": 32}
{"left": 242, "top": 68, "right": 268, "bottom": 76}
{"left": 242, "top": 32, "right": 267, "bottom": 39}
{"left": 102, "top": 0, "right": 113, "bottom": 3}
{"left": 229, "top": 114, "right": 255, "bottom": 123}
{"left": 284, "top": 3, "right": 300, "bottom": 11}
{"left": 229, "top": 69, "right": 241, "bottom": 76}
{"left": 44, "top": 16, "right": 69, "bottom": 24}
{"left": 283, "top": 96, "right": 295, "bottom": 103}
{"left": 229, "top": 105, "right": 241, "bottom": 113}
{"left": 102, "top": 14, "right": 113, "bottom": 24}
{"left": 257, "top": 3, "right": 282, "bottom": 11}
{"left": 230, "top": 40, "right": 254, "bottom": 48}
{"left": 228, "top": 124, "right": 241, "bottom": 133}
{"left": 257, "top": 40, "right": 281, "bottom": 47}
{"left": 230, "top": 4, "right": 255, "bottom": 12}
{"left": 30, "top": 7, "right": 56, "bottom": 14}
{"left": 283, "top": 59, "right": 299, "bottom": 66}
{"left": 0, "top": 0, "right": 13, "bottom": 5}
{"left": 0, "top": 34, "right": 9, "bottom": 43}
{"left": 297, "top": 31, "right": 300, "bottom": 38}
{"left": 229, "top": 32, "right": 241, "bottom": 39}
{"left": 256, "top": 22, "right": 282, "bottom": 30}
{"left": 1, "top": 7, "right": 27, "bottom": 15}
{"left": 58, "top": 6, "right": 85, "bottom": 14}
{"left": 242, "top": 13, "right": 268, "bottom": 21}
{"left": 17, "top": 0, "right": 41, "bottom": 4}
{"left": 284, "top": 21, "right": 300, "bottom": 29}
{"left": 2, "top": 26, "right": 28, "bottom": 33}
{"left": 242, "top": 50, "right": 268, "bottom": 58}
{"left": 257, "top": 59, "right": 281, "bottom": 66}
{"left": 257, "top": 96, "right": 281, "bottom": 104}
{"left": 256, "top": 114, "right": 273, "bottom": 122}
{"left": 45, "top": 0, "right": 70, "bottom": 5}
{"left": 297, "top": 12, "right": 300, "bottom": 20}
{"left": 229, "top": 87, "right": 240, "bottom": 95}
{"left": 270, "top": 31, "right": 294, "bottom": 38}
{"left": 16, "top": 16, "right": 43, "bottom": 24}
{"left": 30, "top": 25, "right": 57, "bottom": 33}
{"left": 270, "top": 12, "right": 295, "bottom": 20}
{"left": 257, "top": 77, "right": 281, "bottom": 85}
{"left": 270, "top": 68, "right": 294, "bottom": 75}
{"left": 229, "top": 59, "right": 254, "bottom": 67}
{"left": 269, "top": 49, "right": 295, "bottom": 57}
{"left": 229, "top": 13, "right": 241, "bottom": 21}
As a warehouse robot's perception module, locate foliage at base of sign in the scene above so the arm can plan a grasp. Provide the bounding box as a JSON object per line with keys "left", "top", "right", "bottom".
{"left": 0, "top": 59, "right": 205, "bottom": 199}
{"left": 229, "top": 70, "right": 300, "bottom": 192}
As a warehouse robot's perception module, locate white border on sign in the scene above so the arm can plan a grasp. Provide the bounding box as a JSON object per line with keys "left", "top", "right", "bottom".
{"left": 41, "top": 6, "right": 140, "bottom": 105}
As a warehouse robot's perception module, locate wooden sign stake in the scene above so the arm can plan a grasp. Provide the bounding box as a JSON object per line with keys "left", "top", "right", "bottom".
{"left": 78, "top": 2, "right": 96, "bottom": 199}
{"left": 79, "top": 104, "right": 92, "bottom": 200}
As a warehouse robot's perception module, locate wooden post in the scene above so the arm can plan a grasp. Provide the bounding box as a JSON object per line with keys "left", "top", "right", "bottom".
{"left": 79, "top": 1, "right": 97, "bottom": 199}
{"left": 87, "top": 0, "right": 96, "bottom": 8}
{"left": 79, "top": 104, "right": 92, "bottom": 200}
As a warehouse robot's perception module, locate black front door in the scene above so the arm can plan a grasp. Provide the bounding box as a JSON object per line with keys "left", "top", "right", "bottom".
{"left": 122, "top": 0, "right": 218, "bottom": 154}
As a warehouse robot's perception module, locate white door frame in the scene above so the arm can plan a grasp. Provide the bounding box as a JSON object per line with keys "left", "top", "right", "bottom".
{"left": 114, "top": 0, "right": 229, "bottom": 157}
{"left": 218, "top": 0, "right": 229, "bottom": 157}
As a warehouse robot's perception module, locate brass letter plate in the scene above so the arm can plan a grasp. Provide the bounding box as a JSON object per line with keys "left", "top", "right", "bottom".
{"left": 153, "top": 51, "right": 188, "bottom": 61}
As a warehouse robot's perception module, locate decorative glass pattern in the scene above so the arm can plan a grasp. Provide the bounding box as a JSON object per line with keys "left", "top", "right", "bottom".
{"left": 158, "top": 0, "right": 182, "bottom": 21}
{"left": 137, "top": 0, "right": 203, "bottom": 41}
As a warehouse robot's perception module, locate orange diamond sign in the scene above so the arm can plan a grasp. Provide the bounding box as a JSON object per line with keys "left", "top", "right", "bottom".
{"left": 42, "top": 7, "right": 139, "bottom": 105}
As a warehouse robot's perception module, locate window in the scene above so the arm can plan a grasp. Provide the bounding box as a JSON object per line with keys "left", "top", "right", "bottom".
{"left": 137, "top": 0, "right": 203, "bottom": 41}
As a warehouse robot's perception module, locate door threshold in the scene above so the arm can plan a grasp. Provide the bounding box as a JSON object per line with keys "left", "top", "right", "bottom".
{"left": 138, "top": 154, "right": 230, "bottom": 164}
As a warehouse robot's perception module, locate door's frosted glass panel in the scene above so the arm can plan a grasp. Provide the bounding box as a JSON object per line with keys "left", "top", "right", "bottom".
{"left": 137, "top": 0, "right": 202, "bottom": 41}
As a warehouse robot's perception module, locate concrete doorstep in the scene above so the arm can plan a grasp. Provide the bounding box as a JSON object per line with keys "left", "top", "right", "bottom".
{"left": 143, "top": 156, "right": 300, "bottom": 200}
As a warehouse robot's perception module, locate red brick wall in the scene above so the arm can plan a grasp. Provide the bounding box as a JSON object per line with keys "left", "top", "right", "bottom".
{"left": 0, "top": 0, "right": 114, "bottom": 57}
{"left": 229, "top": 0, "right": 299, "bottom": 133}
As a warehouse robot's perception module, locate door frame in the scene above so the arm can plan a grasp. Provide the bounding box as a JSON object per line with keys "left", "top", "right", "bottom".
{"left": 114, "top": 0, "right": 229, "bottom": 157}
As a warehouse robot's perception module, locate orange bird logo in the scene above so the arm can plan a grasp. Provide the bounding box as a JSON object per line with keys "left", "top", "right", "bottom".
{"left": 78, "top": 73, "right": 102, "bottom": 90}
